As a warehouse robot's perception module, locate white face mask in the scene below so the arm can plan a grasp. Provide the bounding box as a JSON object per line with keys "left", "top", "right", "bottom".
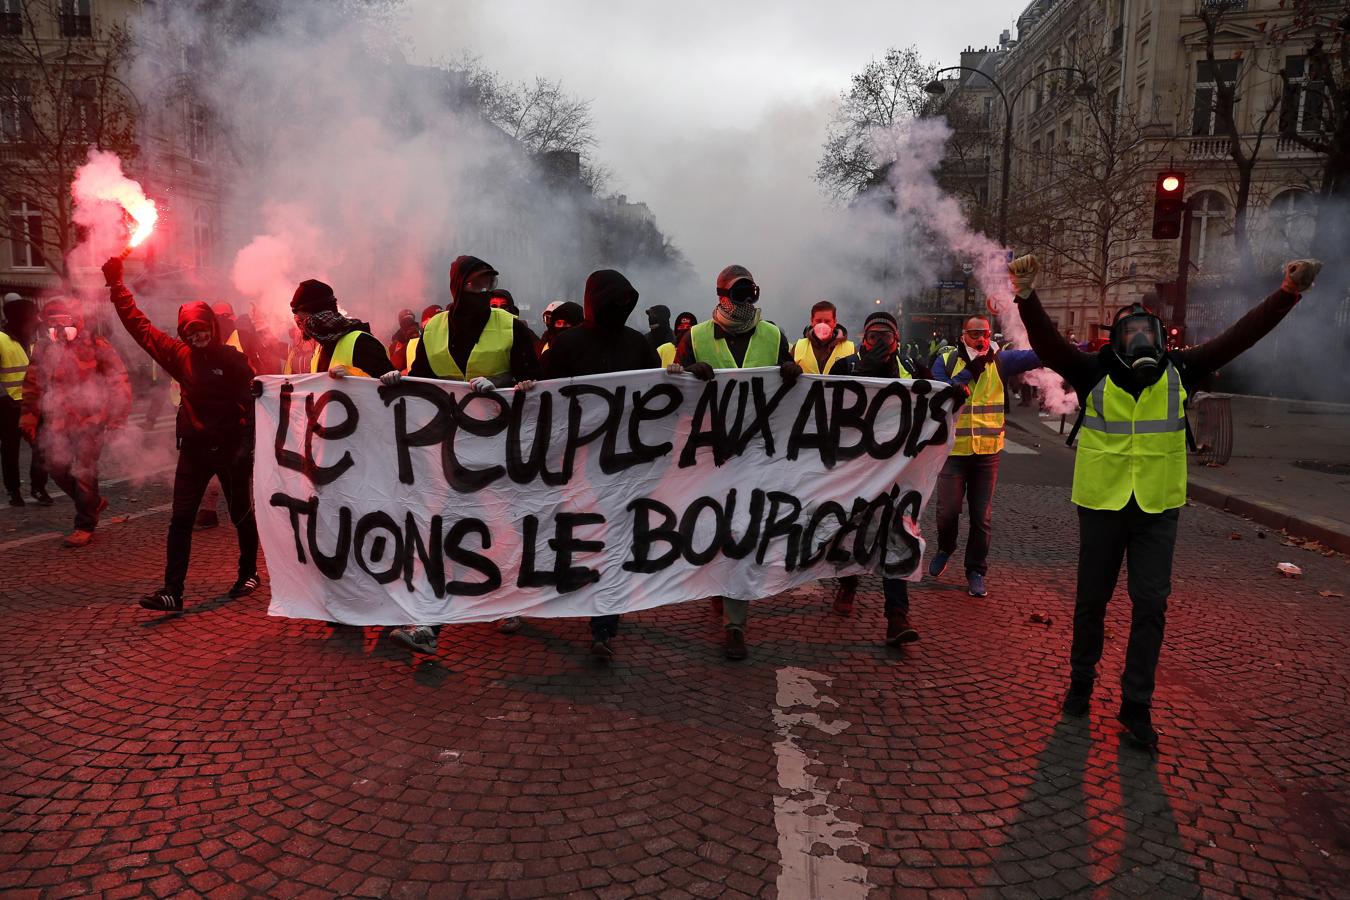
{"left": 186, "top": 331, "right": 211, "bottom": 349}
{"left": 49, "top": 326, "right": 77, "bottom": 343}
{"left": 812, "top": 321, "right": 835, "bottom": 341}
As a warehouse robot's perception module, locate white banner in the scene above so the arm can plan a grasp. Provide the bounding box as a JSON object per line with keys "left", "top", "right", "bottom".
{"left": 253, "top": 369, "right": 964, "bottom": 625}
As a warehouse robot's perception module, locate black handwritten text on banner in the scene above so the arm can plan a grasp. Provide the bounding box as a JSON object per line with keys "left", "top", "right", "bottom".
{"left": 253, "top": 370, "right": 964, "bottom": 625}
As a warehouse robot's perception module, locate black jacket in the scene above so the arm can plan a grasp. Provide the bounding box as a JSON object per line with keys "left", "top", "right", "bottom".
{"left": 543, "top": 271, "right": 660, "bottom": 378}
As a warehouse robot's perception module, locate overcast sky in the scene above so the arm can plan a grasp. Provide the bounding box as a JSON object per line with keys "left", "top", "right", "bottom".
{"left": 398, "top": 0, "right": 1018, "bottom": 306}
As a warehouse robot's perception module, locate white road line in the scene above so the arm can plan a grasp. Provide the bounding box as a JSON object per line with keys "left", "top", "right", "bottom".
{"left": 0, "top": 502, "right": 174, "bottom": 551}
{"left": 772, "top": 667, "right": 871, "bottom": 900}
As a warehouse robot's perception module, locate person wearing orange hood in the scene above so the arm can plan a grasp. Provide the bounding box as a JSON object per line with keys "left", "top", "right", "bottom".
{"left": 19, "top": 296, "right": 130, "bottom": 546}
{"left": 103, "top": 256, "right": 261, "bottom": 610}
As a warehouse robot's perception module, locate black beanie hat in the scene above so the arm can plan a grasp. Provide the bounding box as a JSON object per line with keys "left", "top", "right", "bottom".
{"left": 863, "top": 311, "right": 899, "bottom": 333}
{"left": 291, "top": 279, "right": 338, "bottom": 314}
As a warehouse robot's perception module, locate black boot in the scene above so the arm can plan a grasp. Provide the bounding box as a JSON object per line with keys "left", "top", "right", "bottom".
{"left": 7, "top": 492, "right": 23, "bottom": 507}
{"left": 1117, "top": 699, "right": 1159, "bottom": 748}
{"left": 31, "top": 488, "right": 53, "bottom": 505}
{"left": 885, "top": 612, "right": 919, "bottom": 646}
{"left": 1061, "top": 678, "right": 1093, "bottom": 717}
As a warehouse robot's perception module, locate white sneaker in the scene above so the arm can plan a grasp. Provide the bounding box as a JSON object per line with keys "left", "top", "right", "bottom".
{"left": 391, "top": 624, "right": 437, "bottom": 654}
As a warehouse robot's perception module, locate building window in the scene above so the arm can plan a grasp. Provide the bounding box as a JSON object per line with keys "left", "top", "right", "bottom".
{"left": 187, "top": 102, "right": 210, "bottom": 160}
{"left": 1192, "top": 59, "right": 1240, "bottom": 136}
{"left": 1, "top": 0, "right": 22, "bottom": 36}
{"left": 68, "top": 78, "right": 97, "bottom": 143}
{"left": 1280, "top": 56, "right": 1328, "bottom": 134}
{"left": 1265, "top": 190, "right": 1315, "bottom": 256}
{"left": 193, "top": 206, "right": 214, "bottom": 269}
{"left": 982, "top": 96, "right": 994, "bottom": 129}
{"left": 9, "top": 198, "right": 45, "bottom": 268}
{"left": 58, "top": 0, "right": 91, "bottom": 37}
{"left": 1189, "top": 191, "right": 1230, "bottom": 271}
{"left": 0, "top": 79, "right": 34, "bottom": 143}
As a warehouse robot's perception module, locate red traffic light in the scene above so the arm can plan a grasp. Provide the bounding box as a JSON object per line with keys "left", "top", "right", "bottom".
{"left": 1161, "top": 175, "right": 1181, "bottom": 193}
{"left": 1152, "top": 171, "right": 1186, "bottom": 239}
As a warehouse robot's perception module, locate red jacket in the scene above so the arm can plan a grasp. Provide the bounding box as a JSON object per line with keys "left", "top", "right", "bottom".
{"left": 20, "top": 331, "right": 130, "bottom": 438}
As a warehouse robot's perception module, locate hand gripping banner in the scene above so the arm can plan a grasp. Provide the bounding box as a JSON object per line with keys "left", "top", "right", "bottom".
{"left": 253, "top": 369, "right": 965, "bottom": 625}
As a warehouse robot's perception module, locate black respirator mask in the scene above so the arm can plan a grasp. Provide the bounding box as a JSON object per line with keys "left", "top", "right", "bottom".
{"left": 1112, "top": 306, "right": 1165, "bottom": 371}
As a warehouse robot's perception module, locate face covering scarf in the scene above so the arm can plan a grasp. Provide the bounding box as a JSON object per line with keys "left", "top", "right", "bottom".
{"left": 300, "top": 310, "right": 361, "bottom": 344}
{"left": 712, "top": 297, "right": 761, "bottom": 335}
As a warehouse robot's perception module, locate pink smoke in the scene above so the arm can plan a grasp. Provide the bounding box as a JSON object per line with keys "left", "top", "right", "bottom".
{"left": 71, "top": 149, "right": 159, "bottom": 252}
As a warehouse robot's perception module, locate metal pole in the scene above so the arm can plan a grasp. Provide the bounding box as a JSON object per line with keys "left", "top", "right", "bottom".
{"left": 1175, "top": 195, "right": 1195, "bottom": 328}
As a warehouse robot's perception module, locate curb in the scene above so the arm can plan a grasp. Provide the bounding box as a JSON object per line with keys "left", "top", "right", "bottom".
{"left": 1186, "top": 477, "right": 1350, "bottom": 556}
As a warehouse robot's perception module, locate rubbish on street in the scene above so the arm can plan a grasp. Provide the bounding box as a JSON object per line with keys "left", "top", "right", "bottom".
{"left": 1318, "top": 590, "right": 1344, "bottom": 598}
{"left": 1277, "top": 562, "right": 1302, "bottom": 578}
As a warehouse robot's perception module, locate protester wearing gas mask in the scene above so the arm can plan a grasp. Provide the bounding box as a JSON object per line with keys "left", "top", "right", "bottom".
{"left": 828, "top": 311, "right": 929, "bottom": 644}
{"left": 930, "top": 314, "right": 1043, "bottom": 599}
{"left": 290, "top": 279, "right": 394, "bottom": 379}
{"left": 19, "top": 298, "right": 130, "bottom": 547}
{"left": 1013, "top": 253, "right": 1322, "bottom": 748}
{"left": 102, "top": 256, "right": 261, "bottom": 611}
{"left": 656, "top": 311, "right": 697, "bottom": 368}
{"left": 792, "top": 300, "right": 856, "bottom": 375}
{"left": 668, "top": 264, "right": 799, "bottom": 660}
{"left": 388, "top": 255, "right": 543, "bottom": 654}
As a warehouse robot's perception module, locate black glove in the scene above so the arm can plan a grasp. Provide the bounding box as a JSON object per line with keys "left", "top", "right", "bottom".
{"left": 779, "top": 360, "right": 803, "bottom": 382}
{"left": 686, "top": 362, "right": 715, "bottom": 382}
{"left": 101, "top": 256, "right": 124, "bottom": 288}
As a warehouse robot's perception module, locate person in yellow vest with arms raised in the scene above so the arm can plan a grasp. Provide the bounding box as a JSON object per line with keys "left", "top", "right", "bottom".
{"left": 1, "top": 295, "right": 49, "bottom": 507}
{"left": 656, "top": 311, "right": 696, "bottom": 368}
{"left": 289, "top": 279, "right": 395, "bottom": 380}
{"left": 929, "top": 313, "right": 1043, "bottom": 599}
{"left": 1014, "top": 253, "right": 1322, "bottom": 748}
{"left": 792, "top": 300, "right": 855, "bottom": 376}
{"left": 667, "top": 264, "right": 800, "bottom": 661}
{"left": 383, "top": 255, "right": 543, "bottom": 655}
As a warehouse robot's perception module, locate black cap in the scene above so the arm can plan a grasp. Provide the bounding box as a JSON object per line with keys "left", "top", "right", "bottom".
{"left": 291, "top": 279, "right": 337, "bottom": 314}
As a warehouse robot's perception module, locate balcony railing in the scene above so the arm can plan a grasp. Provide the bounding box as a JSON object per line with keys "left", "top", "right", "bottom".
{"left": 1276, "top": 135, "right": 1324, "bottom": 158}
{"left": 1187, "top": 134, "right": 1326, "bottom": 160}
{"left": 1185, "top": 135, "right": 1232, "bottom": 159}
{"left": 1200, "top": 0, "right": 1247, "bottom": 9}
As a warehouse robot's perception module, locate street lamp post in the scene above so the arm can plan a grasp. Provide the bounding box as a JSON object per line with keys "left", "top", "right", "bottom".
{"left": 925, "top": 65, "right": 1095, "bottom": 247}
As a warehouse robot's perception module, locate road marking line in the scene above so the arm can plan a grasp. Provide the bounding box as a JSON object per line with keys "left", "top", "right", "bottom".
{"left": 1003, "top": 438, "right": 1037, "bottom": 455}
{"left": 772, "top": 667, "right": 871, "bottom": 900}
{"left": 0, "top": 502, "right": 174, "bottom": 551}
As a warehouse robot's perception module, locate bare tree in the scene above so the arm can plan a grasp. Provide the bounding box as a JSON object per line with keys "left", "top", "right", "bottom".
{"left": 458, "top": 57, "right": 597, "bottom": 159}
{"left": 816, "top": 46, "right": 938, "bottom": 200}
{"left": 0, "top": 1, "right": 140, "bottom": 281}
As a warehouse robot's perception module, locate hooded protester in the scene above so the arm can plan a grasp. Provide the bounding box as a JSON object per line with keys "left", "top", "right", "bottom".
{"left": 489, "top": 288, "right": 520, "bottom": 316}
{"left": 929, "top": 314, "right": 1043, "bottom": 599}
{"left": 644, "top": 304, "right": 674, "bottom": 351}
{"left": 18, "top": 297, "right": 131, "bottom": 547}
{"left": 102, "top": 257, "right": 261, "bottom": 611}
{"left": 2, "top": 296, "right": 48, "bottom": 506}
{"left": 290, "top": 279, "right": 394, "bottom": 379}
{"left": 212, "top": 302, "right": 241, "bottom": 350}
{"left": 669, "top": 264, "right": 799, "bottom": 660}
{"left": 388, "top": 255, "right": 542, "bottom": 654}
{"left": 401, "top": 304, "right": 443, "bottom": 374}
{"left": 543, "top": 270, "right": 661, "bottom": 661}
{"left": 792, "top": 300, "right": 856, "bottom": 375}
{"left": 828, "top": 311, "right": 930, "bottom": 643}
{"left": 387, "top": 307, "right": 419, "bottom": 372}
{"left": 537, "top": 300, "right": 583, "bottom": 358}
{"left": 656, "top": 311, "right": 697, "bottom": 367}
{"left": 1015, "top": 254, "right": 1323, "bottom": 748}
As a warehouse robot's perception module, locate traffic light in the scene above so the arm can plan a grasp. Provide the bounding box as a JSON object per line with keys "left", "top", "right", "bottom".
{"left": 1151, "top": 171, "right": 1185, "bottom": 239}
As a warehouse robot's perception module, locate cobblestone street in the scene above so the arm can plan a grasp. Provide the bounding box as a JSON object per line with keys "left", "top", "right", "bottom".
{"left": 2, "top": 431, "right": 1348, "bottom": 898}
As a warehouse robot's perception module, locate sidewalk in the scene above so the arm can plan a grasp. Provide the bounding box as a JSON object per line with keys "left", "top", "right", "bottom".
{"left": 1016, "top": 395, "right": 1350, "bottom": 554}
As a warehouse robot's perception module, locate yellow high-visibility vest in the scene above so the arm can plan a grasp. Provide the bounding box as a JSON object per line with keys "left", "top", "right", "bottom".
{"left": 689, "top": 320, "right": 781, "bottom": 369}
{"left": 657, "top": 342, "right": 676, "bottom": 368}
{"left": 404, "top": 335, "right": 421, "bottom": 372}
{"left": 422, "top": 308, "right": 514, "bottom": 381}
{"left": 0, "top": 332, "right": 29, "bottom": 401}
{"left": 947, "top": 349, "right": 1005, "bottom": 455}
{"left": 792, "top": 337, "right": 855, "bottom": 375}
{"left": 224, "top": 329, "right": 242, "bottom": 351}
{"left": 1072, "top": 363, "right": 1188, "bottom": 513}
{"left": 310, "top": 331, "right": 371, "bottom": 377}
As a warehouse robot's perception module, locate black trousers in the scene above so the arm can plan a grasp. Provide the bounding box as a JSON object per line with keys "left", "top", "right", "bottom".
{"left": 590, "top": 615, "right": 620, "bottom": 640}
{"left": 837, "top": 574, "right": 910, "bottom": 614}
{"left": 935, "top": 452, "right": 1001, "bottom": 576}
{"left": 164, "top": 439, "right": 259, "bottom": 596}
{"left": 1070, "top": 499, "right": 1179, "bottom": 706}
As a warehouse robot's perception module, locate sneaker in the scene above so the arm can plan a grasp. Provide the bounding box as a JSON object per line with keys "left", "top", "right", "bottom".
{"left": 590, "top": 639, "right": 614, "bottom": 662}
{"left": 228, "top": 573, "right": 261, "bottom": 598}
{"left": 1062, "top": 679, "right": 1093, "bottom": 717}
{"left": 831, "top": 582, "right": 856, "bottom": 617}
{"left": 967, "top": 572, "right": 987, "bottom": 598}
{"left": 1117, "top": 700, "right": 1159, "bottom": 748}
{"left": 195, "top": 510, "right": 220, "bottom": 530}
{"left": 8, "top": 492, "right": 24, "bottom": 507}
{"left": 927, "top": 551, "right": 951, "bottom": 578}
{"left": 710, "top": 596, "right": 724, "bottom": 619}
{"left": 885, "top": 613, "right": 919, "bottom": 646}
{"left": 497, "top": 616, "right": 522, "bottom": 634}
{"left": 724, "top": 627, "right": 748, "bottom": 661}
{"left": 31, "top": 489, "right": 53, "bottom": 506}
{"left": 138, "top": 590, "right": 183, "bottom": 612}
{"left": 62, "top": 529, "right": 94, "bottom": 548}
{"left": 391, "top": 624, "right": 437, "bottom": 654}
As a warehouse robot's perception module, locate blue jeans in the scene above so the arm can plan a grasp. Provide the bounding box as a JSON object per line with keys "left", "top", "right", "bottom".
{"left": 935, "top": 452, "right": 1001, "bottom": 576}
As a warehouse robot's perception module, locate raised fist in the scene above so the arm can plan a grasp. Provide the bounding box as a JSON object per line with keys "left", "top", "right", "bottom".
{"left": 1009, "top": 254, "right": 1039, "bottom": 299}
{"left": 1281, "top": 259, "right": 1322, "bottom": 295}
{"left": 101, "top": 256, "right": 124, "bottom": 288}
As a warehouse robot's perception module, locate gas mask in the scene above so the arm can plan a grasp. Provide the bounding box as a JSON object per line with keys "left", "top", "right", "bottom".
{"left": 962, "top": 328, "right": 991, "bottom": 355}
{"left": 859, "top": 328, "right": 899, "bottom": 374}
{"left": 47, "top": 320, "right": 78, "bottom": 343}
{"left": 812, "top": 321, "right": 835, "bottom": 342}
{"left": 1112, "top": 306, "right": 1165, "bottom": 371}
{"left": 718, "top": 280, "right": 760, "bottom": 305}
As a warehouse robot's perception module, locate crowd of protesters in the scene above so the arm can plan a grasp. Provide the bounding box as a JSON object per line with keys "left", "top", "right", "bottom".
{"left": 0, "top": 251, "right": 1323, "bottom": 747}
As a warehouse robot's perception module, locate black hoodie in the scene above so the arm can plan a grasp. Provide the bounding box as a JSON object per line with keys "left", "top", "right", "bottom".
{"left": 409, "top": 255, "right": 541, "bottom": 382}
{"left": 644, "top": 304, "right": 674, "bottom": 350}
{"left": 543, "top": 270, "right": 660, "bottom": 378}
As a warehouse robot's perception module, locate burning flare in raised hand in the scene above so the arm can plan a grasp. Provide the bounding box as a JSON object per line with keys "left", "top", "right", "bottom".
{"left": 71, "top": 149, "right": 158, "bottom": 256}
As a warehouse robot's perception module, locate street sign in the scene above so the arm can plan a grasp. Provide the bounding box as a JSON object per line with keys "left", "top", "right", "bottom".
{"left": 937, "top": 280, "right": 966, "bottom": 289}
